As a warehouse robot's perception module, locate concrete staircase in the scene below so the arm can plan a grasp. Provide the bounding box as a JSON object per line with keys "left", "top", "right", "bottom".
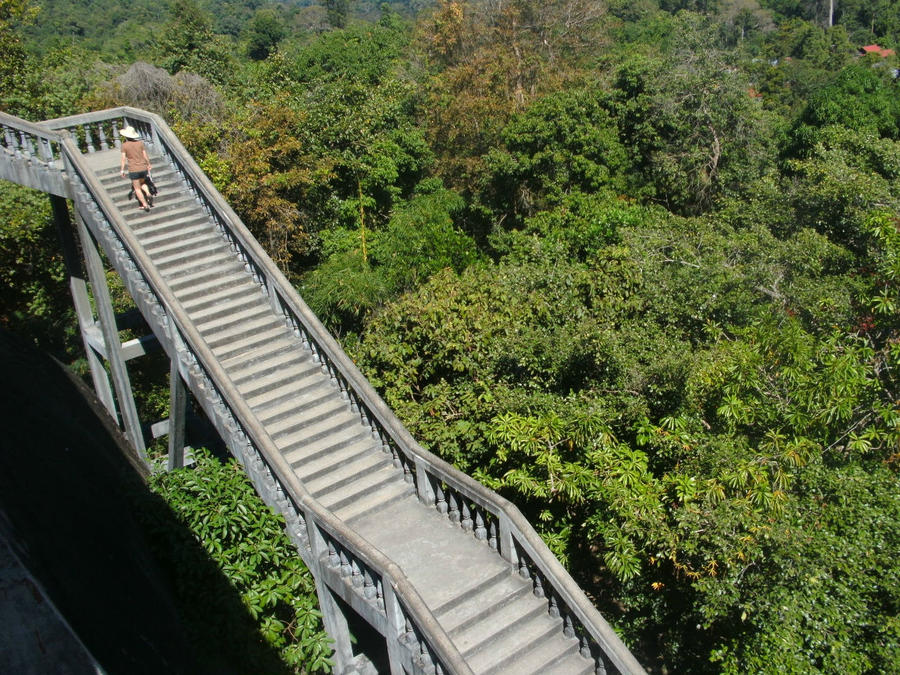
{"left": 1, "top": 106, "right": 642, "bottom": 674}
{"left": 93, "top": 155, "right": 598, "bottom": 674}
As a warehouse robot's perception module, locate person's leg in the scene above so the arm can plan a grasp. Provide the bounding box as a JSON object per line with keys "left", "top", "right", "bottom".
{"left": 140, "top": 180, "right": 153, "bottom": 206}
{"left": 131, "top": 177, "right": 149, "bottom": 209}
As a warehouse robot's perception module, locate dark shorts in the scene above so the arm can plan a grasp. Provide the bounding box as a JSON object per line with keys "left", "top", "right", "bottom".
{"left": 128, "top": 170, "right": 148, "bottom": 180}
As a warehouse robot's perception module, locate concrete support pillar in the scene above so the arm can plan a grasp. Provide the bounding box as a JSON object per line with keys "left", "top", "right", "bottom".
{"left": 50, "top": 195, "right": 117, "bottom": 416}
{"left": 74, "top": 210, "right": 146, "bottom": 456}
{"left": 383, "top": 581, "right": 409, "bottom": 675}
{"left": 167, "top": 359, "right": 187, "bottom": 471}
{"left": 306, "top": 520, "right": 355, "bottom": 672}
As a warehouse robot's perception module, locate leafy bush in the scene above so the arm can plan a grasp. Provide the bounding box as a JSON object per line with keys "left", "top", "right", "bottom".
{"left": 148, "top": 450, "right": 332, "bottom": 674}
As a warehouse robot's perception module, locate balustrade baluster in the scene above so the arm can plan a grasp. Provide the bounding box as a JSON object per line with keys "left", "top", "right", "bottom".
{"left": 435, "top": 483, "right": 448, "bottom": 514}
{"left": 363, "top": 569, "right": 376, "bottom": 600}
{"left": 376, "top": 579, "right": 384, "bottom": 607}
{"left": 403, "top": 461, "right": 413, "bottom": 484}
{"left": 422, "top": 642, "right": 437, "bottom": 675}
{"left": 518, "top": 555, "right": 530, "bottom": 580}
{"left": 3, "top": 127, "right": 16, "bottom": 158}
{"left": 448, "top": 492, "right": 460, "bottom": 524}
{"left": 533, "top": 572, "right": 545, "bottom": 598}
{"left": 339, "top": 550, "right": 351, "bottom": 578}
{"left": 461, "top": 501, "right": 473, "bottom": 532}
{"left": 403, "top": 616, "right": 416, "bottom": 647}
{"left": 595, "top": 653, "right": 608, "bottom": 675}
{"left": 563, "top": 613, "right": 575, "bottom": 639}
{"left": 549, "top": 594, "right": 560, "bottom": 618}
{"left": 351, "top": 560, "right": 363, "bottom": 588}
{"left": 274, "top": 484, "right": 286, "bottom": 508}
{"left": 97, "top": 124, "right": 109, "bottom": 150}
{"left": 327, "top": 541, "right": 340, "bottom": 568}
{"left": 580, "top": 635, "right": 592, "bottom": 660}
{"left": 84, "top": 124, "right": 96, "bottom": 153}
{"left": 39, "top": 138, "right": 53, "bottom": 164}
{"left": 474, "top": 510, "right": 487, "bottom": 540}
{"left": 17, "top": 130, "right": 32, "bottom": 159}
{"left": 488, "top": 520, "right": 497, "bottom": 550}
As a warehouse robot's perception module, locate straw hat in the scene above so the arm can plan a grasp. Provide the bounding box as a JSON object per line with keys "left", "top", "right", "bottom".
{"left": 120, "top": 125, "right": 140, "bottom": 140}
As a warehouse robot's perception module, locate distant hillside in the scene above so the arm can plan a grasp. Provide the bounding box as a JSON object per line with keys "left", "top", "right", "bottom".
{"left": 23, "top": 0, "right": 434, "bottom": 56}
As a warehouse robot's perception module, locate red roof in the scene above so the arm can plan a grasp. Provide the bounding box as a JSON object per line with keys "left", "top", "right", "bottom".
{"left": 860, "top": 44, "right": 895, "bottom": 57}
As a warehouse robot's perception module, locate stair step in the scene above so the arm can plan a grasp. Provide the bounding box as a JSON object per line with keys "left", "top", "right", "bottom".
{"left": 138, "top": 221, "right": 214, "bottom": 249}
{"left": 264, "top": 394, "right": 346, "bottom": 436}
{"left": 152, "top": 240, "right": 229, "bottom": 269}
{"left": 168, "top": 264, "right": 248, "bottom": 296}
{"left": 230, "top": 351, "right": 315, "bottom": 390}
{"left": 305, "top": 450, "right": 391, "bottom": 497}
{"left": 243, "top": 367, "right": 328, "bottom": 412}
{"left": 144, "top": 230, "right": 222, "bottom": 259}
{"left": 292, "top": 439, "right": 373, "bottom": 482}
{"left": 160, "top": 250, "right": 239, "bottom": 280}
{"left": 115, "top": 188, "right": 184, "bottom": 211}
{"left": 125, "top": 202, "right": 200, "bottom": 225}
{"left": 467, "top": 611, "right": 563, "bottom": 674}
{"left": 435, "top": 571, "right": 530, "bottom": 634}
{"left": 336, "top": 478, "right": 413, "bottom": 523}
{"left": 454, "top": 591, "right": 547, "bottom": 655}
{"left": 210, "top": 325, "right": 289, "bottom": 361}
{"left": 281, "top": 426, "right": 374, "bottom": 465}
{"left": 190, "top": 291, "right": 270, "bottom": 324}
{"left": 131, "top": 208, "right": 208, "bottom": 234}
{"left": 200, "top": 314, "right": 284, "bottom": 351}
{"left": 194, "top": 303, "right": 276, "bottom": 338}
{"left": 250, "top": 380, "right": 333, "bottom": 426}
{"left": 219, "top": 337, "right": 298, "bottom": 373}
{"left": 180, "top": 281, "right": 261, "bottom": 314}
{"left": 318, "top": 467, "right": 407, "bottom": 513}
{"left": 525, "top": 643, "right": 594, "bottom": 675}
{"left": 271, "top": 410, "right": 361, "bottom": 450}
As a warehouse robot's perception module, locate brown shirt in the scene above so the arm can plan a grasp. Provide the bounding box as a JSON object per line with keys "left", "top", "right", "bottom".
{"left": 121, "top": 139, "right": 149, "bottom": 172}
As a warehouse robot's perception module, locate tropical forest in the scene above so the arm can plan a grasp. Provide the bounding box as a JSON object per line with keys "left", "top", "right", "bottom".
{"left": 1, "top": 0, "right": 898, "bottom": 673}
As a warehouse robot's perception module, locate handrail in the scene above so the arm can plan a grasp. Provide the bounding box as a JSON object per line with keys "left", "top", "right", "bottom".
{"left": 6, "top": 107, "right": 643, "bottom": 673}
{"left": 0, "top": 110, "right": 67, "bottom": 195}
{"left": 1, "top": 110, "right": 63, "bottom": 147}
